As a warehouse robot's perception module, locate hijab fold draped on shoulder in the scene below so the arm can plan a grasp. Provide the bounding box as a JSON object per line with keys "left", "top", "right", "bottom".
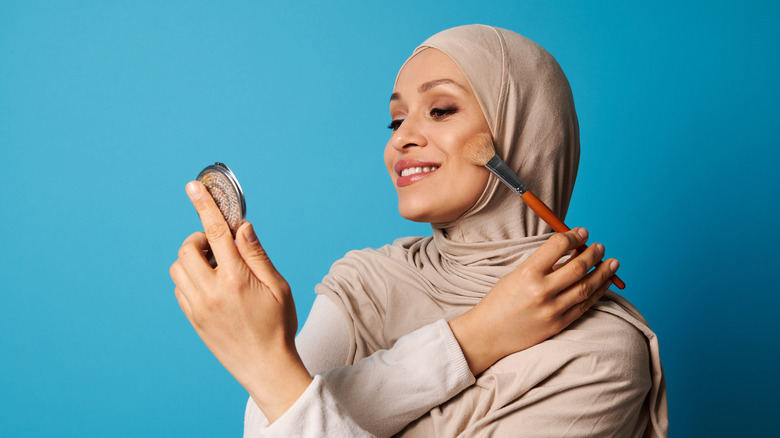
{"left": 317, "top": 24, "right": 668, "bottom": 437}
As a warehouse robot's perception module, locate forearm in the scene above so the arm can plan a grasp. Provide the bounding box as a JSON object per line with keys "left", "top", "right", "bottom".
{"left": 244, "top": 345, "right": 313, "bottom": 424}
{"left": 245, "top": 296, "right": 475, "bottom": 437}
{"left": 320, "top": 319, "right": 475, "bottom": 437}
{"left": 448, "top": 309, "right": 498, "bottom": 376}
{"left": 245, "top": 295, "right": 349, "bottom": 435}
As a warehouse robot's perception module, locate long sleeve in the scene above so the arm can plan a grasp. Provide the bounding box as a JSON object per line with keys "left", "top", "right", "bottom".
{"left": 245, "top": 375, "right": 373, "bottom": 438}
{"left": 244, "top": 295, "right": 475, "bottom": 438}
{"left": 396, "top": 302, "right": 666, "bottom": 437}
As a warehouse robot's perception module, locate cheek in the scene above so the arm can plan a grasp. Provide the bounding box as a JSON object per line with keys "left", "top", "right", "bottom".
{"left": 460, "top": 166, "right": 490, "bottom": 203}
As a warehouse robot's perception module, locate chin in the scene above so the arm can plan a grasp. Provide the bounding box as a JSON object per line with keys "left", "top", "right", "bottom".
{"left": 398, "top": 202, "right": 457, "bottom": 224}
{"left": 399, "top": 212, "right": 432, "bottom": 223}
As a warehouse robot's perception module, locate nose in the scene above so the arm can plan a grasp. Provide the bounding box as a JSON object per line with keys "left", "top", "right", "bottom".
{"left": 390, "top": 114, "right": 427, "bottom": 151}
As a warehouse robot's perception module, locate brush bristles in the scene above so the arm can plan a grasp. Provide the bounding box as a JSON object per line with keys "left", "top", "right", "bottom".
{"left": 464, "top": 132, "right": 497, "bottom": 166}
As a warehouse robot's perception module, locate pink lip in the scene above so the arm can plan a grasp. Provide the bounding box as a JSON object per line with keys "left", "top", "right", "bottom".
{"left": 394, "top": 159, "right": 441, "bottom": 187}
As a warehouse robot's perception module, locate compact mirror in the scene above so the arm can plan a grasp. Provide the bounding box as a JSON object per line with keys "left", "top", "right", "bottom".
{"left": 196, "top": 162, "right": 246, "bottom": 237}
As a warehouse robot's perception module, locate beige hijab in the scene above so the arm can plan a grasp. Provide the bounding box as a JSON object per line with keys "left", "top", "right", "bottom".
{"left": 318, "top": 25, "right": 667, "bottom": 437}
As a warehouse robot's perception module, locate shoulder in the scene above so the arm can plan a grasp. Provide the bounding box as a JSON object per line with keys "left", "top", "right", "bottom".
{"left": 314, "top": 237, "right": 424, "bottom": 315}
{"left": 410, "top": 308, "right": 657, "bottom": 437}
{"left": 313, "top": 237, "right": 430, "bottom": 359}
{"left": 493, "top": 307, "right": 651, "bottom": 384}
{"left": 321, "top": 236, "right": 426, "bottom": 279}
{"left": 427, "top": 308, "right": 656, "bottom": 437}
{"left": 476, "top": 305, "right": 654, "bottom": 429}
{"left": 558, "top": 307, "right": 651, "bottom": 379}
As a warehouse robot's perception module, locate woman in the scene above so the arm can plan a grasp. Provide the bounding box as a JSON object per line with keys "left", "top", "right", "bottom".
{"left": 170, "top": 25, "right": 667, "bottom": 437}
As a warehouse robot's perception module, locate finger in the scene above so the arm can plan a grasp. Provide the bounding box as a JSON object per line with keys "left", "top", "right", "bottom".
{"left": 550, "top": 240, "right": 586, "bottom": 272}
{"left": 181, "top": 231, "right": 209, "bottom": 254}
{"left": 181, "top": 230, "right": 216, "bottom": 265}
{"left": 177, "top": 232, "right": 216, "bottom": 288}
{"left": 185, "top": 181, "right": 243, "bottom": 269}
{"left": 551, "top": 248, "right": 581, "bottom": 272}
{"left": 556, "top": 257, "right": 619, "bottom": 311}
{"left": 235, "top": 222, "right": 287, "bottom": 288}
{"left": 169, "top": 259, "right": 199, "bottom": 303}
{"left": 559, "top": 271, "right": 614, "bottom": 325}
{"left": 173, "top": 286, "right": 197, "bottom": 326}
{"left": 525, "top": 228, "right": 589, "bottom": 272}
{"left": 546, "top": 240, "right": 609, "bottom": 291}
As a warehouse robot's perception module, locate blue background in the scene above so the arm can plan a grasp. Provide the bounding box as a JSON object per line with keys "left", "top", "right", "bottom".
{"left": 2, "top": 1, "right": 778, "bottom": 436}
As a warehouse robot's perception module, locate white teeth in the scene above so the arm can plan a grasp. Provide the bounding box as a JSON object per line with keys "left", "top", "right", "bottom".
{"left": 400, "top": 165, "right": 438, "bottom": 177}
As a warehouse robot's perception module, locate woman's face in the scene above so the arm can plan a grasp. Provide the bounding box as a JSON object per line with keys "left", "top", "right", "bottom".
{"left": 385, "top": 48, "right": 491, "bottom": 224}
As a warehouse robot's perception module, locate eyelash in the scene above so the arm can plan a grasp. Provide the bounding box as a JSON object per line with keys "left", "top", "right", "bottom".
{"left": 387, "top": 106, "right": 459, "bottom": 131}
{"left": 430, "top": 106, "right": 458, "bottom": 119}
{"left": 388, "top": 119, "right": 403, "bottom": 131}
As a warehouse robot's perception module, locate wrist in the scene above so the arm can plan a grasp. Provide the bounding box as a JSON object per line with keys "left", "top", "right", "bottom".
{"left": 449, "top": 308, "right": 500, "bottom": 376}
{"left": 245, "top": 346, "right": 313, "bottom": 423}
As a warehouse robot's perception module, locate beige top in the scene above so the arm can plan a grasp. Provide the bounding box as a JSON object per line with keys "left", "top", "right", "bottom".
{"left": 317, "top": 25, "right": 668, "bottom": 437}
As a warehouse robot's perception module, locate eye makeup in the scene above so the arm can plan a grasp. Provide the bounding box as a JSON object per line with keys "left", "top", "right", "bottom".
{"left": 430, "top": 106, "right": 458, "bottom": 119}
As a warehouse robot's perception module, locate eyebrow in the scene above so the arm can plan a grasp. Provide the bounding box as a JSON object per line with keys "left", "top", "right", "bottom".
{"left": 389, "top": 78, "right": 468, "bottom": 102}
{"left": 419, "top": 78, "right": 467, "bottom": 93}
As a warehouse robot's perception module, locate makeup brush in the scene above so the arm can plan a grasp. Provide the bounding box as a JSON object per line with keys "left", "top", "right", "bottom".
{"left": 465, "top": 133, "right": 625, "bottom": 289}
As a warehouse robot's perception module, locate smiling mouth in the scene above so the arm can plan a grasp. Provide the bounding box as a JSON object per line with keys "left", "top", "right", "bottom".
{"left": 400, "top": 166, "right": 439, "bottom": 177}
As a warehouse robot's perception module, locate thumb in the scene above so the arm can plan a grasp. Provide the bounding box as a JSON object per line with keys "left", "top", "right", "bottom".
{"left": 236, "top": 222, "right": 285, "bottom": 286}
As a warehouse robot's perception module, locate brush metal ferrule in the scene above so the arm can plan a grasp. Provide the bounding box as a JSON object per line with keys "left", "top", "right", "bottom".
{"left": 485, "top": 155, "right": 528, "bottom": 195}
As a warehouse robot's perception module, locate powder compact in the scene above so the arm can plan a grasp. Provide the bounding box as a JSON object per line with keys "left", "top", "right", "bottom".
{"left": 196, "top": 162, "right": 246, "bottom": 237}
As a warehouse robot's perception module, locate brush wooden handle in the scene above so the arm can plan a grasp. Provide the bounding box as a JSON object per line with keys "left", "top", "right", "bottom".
{"left": 521, "top": 190, "right": 626, "bottom": 290}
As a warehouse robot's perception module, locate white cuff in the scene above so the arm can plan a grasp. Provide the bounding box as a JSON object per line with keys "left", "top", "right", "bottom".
{"left": 259, "top": 375, "right": 373, "bottom": 437}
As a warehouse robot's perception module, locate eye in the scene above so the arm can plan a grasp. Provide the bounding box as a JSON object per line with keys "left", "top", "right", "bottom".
{"left": 387, "top": 118, "right": 404, "bottom": 131}
{"left": 430, "top": 106, "right": 458, "bottom": 119}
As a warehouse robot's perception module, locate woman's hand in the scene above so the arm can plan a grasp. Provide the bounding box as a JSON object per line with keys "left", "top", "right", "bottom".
{"left": 449, "top": 228, "right": 619, "bottom": 375}
{"left": 169, "top": 181, "right": 312, "bottom": 423}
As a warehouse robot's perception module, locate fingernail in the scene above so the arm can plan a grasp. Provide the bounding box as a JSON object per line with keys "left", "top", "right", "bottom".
{"left": 610, "top": 260, "right": 620, "bottom": 272}
{"left": 577, "top": 228, "right": 588, "bottom": 239}
{"left": 186, "top": 181, "right": 200, "bottom": 199}
{"left": 244, "top": 222, "right": 257, "bottom": 243}
{"left": 595, "top": 243, "right": 604, "bottom": 254}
